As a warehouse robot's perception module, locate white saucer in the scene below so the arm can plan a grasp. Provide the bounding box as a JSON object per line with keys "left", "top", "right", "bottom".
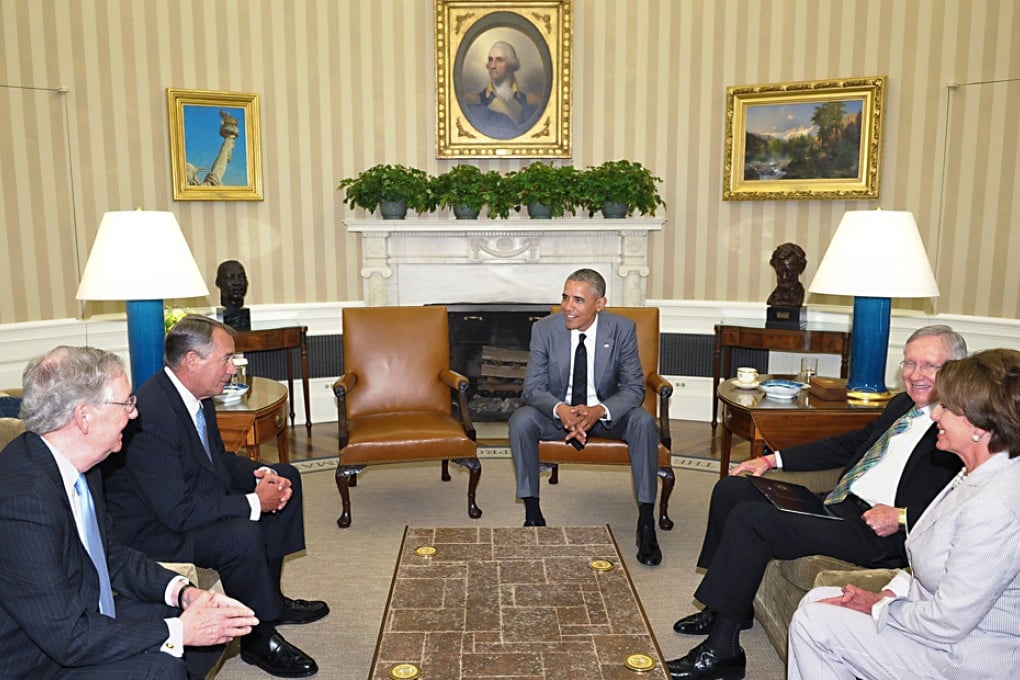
{"left": 730, "top": 378, "right": 760, "bottom": 390}
{"left": 214, "top": 384, "right": 249, "bottom": 404}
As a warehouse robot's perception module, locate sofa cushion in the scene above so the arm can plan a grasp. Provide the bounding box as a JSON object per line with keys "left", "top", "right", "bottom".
{"left": 0, "top": 396, "right": 21, "bottom": 418}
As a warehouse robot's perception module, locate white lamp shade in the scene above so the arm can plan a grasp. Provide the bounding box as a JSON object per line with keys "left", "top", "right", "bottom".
{"left": 76, "top": 210, "right": 209, "bottom": 301}
{"left": 808, "top": 210, "right": 939, "bottom": 299}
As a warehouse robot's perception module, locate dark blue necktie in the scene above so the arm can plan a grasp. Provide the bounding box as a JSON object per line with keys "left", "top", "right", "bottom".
{"left": 571, "top": 333, "right": 587, "bottom": 406}
{"left": 74, "top": 474, "right": 116, "bottom": 617}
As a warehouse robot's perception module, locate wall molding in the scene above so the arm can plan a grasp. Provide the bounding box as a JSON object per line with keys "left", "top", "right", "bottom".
{"left": 2, "top": 301, "right": 1016, "bottom": 425}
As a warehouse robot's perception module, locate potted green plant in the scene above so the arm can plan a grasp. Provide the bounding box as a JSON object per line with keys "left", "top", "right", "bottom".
{"left": 337, "top": 164, "right": 435, "bottom": 219}
{"left": 577, "top": 160, "right": 666, "bottom": 218}
{"left": 430, "top": 165, "right": 502, "bottom": 219}
{"left": 504, "top": 162, "right": 579, "bottom": 218}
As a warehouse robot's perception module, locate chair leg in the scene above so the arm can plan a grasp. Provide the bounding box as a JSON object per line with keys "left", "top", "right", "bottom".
{"left": 550, "top": 463, "right": 559, "bottom": 484}
{"left": 451, "top": 458, "right": 483, "bottom": 519}
{"left": 441, "top": 459, "right": 451, "bottom": 481}
{"left": 334, "top": 465, "right": 363, "bottom": 529}
{"left": 657, "top": 465, "right": 676, "bottom": 531}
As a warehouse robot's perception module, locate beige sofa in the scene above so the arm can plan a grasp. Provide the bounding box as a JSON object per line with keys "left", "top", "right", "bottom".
{"left": 751, "top": 467, "right": 902, "bottom": 662}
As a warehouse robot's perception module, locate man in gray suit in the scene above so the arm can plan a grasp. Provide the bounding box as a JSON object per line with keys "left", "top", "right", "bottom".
{"left": 509, "top": 268, "right": 662, "bottom": 565}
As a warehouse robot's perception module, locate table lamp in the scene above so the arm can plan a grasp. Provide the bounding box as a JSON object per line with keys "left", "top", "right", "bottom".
{"left": 808, "top": 209, "right": 939, "bottom": 393}
{"left": 76, "top": 210, "right": 209, "bottom": 386}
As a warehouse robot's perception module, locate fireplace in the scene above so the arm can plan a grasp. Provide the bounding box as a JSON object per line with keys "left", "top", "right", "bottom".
{"left": 444, "top": 303, "right": 550, "bottom": 421}
{"left": 345, "top": 217, "right": 664, "bottom": 418}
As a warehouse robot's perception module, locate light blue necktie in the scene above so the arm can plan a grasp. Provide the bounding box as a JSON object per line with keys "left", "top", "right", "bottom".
{"left": 825, "top": 406, "right": 924, "bottom": 505}
{"left": 74, "top": 474, "right": 116, "bottom": 618}
{"left": 196, "top": 405, "right": 212, "bottom": 461}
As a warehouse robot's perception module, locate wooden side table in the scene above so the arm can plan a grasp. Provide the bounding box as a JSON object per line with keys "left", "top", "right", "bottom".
{"left": 712, "top": 323, "right": 851, "bottom": 428}
{"left": 716, "top": 376, "right": 884, "bottom": 478}
{"left": 233, "top": 326, "right": 312, "bottom": 434}
{"left": 214, "top": 376, "right": 290, "bottom": 463}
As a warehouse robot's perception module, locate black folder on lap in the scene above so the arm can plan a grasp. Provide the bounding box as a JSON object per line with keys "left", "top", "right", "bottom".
{"left": 748, "top": 476, "right": 844, "bottom": 520}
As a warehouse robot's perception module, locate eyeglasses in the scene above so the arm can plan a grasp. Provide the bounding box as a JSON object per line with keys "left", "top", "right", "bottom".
{"left": 105, "top": 394, "right": 138, "bottom": 411}
{"left": 899, "top": 360, "right": 942, "bottom": 376}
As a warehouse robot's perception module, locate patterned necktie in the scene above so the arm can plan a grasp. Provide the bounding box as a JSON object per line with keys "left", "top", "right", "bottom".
{"left": 571, "top": 333, "right": 587, "bottom": 406}
{"left": 196, "top": 405, "right": 212, "bottom": 461}
{"left": 74, "top": 474, "right": 116, "bottom": 618}
{"left": 825, "top": 406, "right": 925, "bottom": 505}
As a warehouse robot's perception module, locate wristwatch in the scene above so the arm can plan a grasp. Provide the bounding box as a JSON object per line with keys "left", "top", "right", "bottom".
{"left": 897, "top": 507, "right": 908, "bottom": 527}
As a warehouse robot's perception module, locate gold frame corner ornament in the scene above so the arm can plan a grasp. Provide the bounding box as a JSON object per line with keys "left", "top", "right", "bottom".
{"left": 722, "top": 76, "right": 886, "bottom": 201}
{"left": 167, "top": 88, "right": 264, "bottom": 201}
{"left": 435, "top": 0, "right": 572, "bottom": 158}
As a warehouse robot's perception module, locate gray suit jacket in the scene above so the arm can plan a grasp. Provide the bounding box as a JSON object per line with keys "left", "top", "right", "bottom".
{"left": 521, "top": 310, "right": 645, "bottom": 424}
{"left": 881, "top": 452, "right": 1020, "bottom": 673}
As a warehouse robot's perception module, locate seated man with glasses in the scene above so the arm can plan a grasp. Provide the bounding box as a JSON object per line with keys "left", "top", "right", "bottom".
{"left": 664, "top": 325, "right": 967, "bottom": 680}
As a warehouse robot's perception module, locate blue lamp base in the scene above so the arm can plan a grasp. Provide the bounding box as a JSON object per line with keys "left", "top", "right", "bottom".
{"left": 125, "top": 299, "right": 166, "bottom": 387}
{"left": 847, "top": 296, "right": 892, "bottom": 393}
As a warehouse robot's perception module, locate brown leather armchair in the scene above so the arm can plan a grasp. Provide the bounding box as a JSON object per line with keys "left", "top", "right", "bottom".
{"left": 538, "top": 307, "right": 676, "bottom": 530}
{"left": 332, "top": 306, "right": 482, "bottom": 528}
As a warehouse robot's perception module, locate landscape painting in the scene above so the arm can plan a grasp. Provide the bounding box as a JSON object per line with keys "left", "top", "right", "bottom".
{"left": 723, "top": 76, "right": 885, "bottom": 200}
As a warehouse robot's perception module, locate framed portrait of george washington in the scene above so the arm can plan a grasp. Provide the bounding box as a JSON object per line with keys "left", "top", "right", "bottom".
{"left": 167, "top": 88, "right": 264, "bottom": 201}
{"left": 723, "top": 76, "right": 885, "bottom": 200}
{"left": 435, "top": 0, "right": 572, "bottom": 158}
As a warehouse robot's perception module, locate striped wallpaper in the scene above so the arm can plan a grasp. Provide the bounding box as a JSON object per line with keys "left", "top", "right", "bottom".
{"left": 1, "top": 0, "right": 1017, "bottom": 326}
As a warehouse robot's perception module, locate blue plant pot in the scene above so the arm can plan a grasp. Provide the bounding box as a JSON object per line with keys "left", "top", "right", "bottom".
{"left": 526, "top": 202, "right": 552, "bottom": 219}
{"left": 601, "top": 200, "right": 629, "bottom": 218}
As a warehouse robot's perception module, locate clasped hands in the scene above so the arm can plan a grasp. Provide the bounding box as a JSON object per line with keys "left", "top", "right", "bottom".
{"left": 254, "top": 468, "right": 292, "bottom": 513}
{"left": 556, "top": 402, "right": 606, "bottom": 447}
{"left": 178, "top": 586, "right": 259, "bottom": 646}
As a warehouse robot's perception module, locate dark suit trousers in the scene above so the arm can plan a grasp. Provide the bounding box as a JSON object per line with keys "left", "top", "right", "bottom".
{"left": 191, "top": 464, "right": 305, "bottom": 622}
{"left": 693, "top": 475, "right": 908, "bottom": 622}
{"left": 509, "top": 404, "right": 659, "bottom": 504}
{"left": 36, "top": 599, "right": 219, "bottom": 680}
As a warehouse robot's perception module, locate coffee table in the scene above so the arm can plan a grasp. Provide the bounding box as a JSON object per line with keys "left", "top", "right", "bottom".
{"left": 717, "top": 375, "right": 886, "bottom": 478}
{"left": 372, "top": 526, "right": 668, "bottom": 679}
{"left": 213, "top": 376, "right": 289, "bottom": 463}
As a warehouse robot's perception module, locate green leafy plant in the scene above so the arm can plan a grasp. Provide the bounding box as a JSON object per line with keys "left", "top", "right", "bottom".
{"left": 502, "top": 162, "right": 580, "bottom": 218}
{"left": 164, "top": 307, "right": 193, "bottom": 333}
{"left": 337, "top": 164, "right": 436, "bottom": 214}
{"left": 430, "top": 165, "right": 502, "bottom": 214}
{"left": 577, "top": 160, "right": 666, "bottom": 217}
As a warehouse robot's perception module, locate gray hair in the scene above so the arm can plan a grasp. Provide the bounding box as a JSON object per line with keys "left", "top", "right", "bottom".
{"left": 20, "top": 346, "right": 125, "bottom": 434}
{"left": 905, "top": 324, "right": 967, "bottom": 360}
{"left": 489, "top": 41, "right": 520, "bottom": 72}
{"left": 165, "top": 314, "right": 235, "bottom": 368}
{"left": 566, "top": 268, "right": 607, "bottom": 298}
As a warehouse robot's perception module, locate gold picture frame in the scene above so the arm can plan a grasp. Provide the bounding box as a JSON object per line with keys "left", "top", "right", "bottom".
{"left": 435, "top": 0, "right": 572, "bottom": 158}
{"left": 167, "top": 88, "right": 263, "bottom": 201}
{"left": 723, "top": 76, "right": 886, "bottom": 200}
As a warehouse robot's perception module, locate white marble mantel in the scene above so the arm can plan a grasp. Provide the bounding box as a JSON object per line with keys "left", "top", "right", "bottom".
{"left": 345, "top": 217, "right": 664, "bottom": 307}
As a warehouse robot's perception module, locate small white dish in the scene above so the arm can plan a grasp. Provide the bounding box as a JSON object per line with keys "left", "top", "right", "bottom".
{"left": 214, "top": 383, "right": 249, "bottom": 404}
{"left": 759, "top": 379, "right": 802, "bottom": 399}
{"left": 730, "top": 378, "right": 760, "bottom": 390}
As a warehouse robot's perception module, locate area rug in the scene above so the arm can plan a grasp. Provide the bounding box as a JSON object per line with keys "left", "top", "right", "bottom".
{"left": 371, "top": 525, "right": 668, "bottom": 679}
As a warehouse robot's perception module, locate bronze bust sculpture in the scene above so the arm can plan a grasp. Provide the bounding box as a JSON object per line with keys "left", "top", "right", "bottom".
{"left": 215, "top": 259, "right": 251, "bottom": 330}
{"left": 766, "top": 242, "right": 807, "bottom": 329}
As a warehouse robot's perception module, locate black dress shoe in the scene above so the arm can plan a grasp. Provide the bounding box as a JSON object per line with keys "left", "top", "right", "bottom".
{"left": 673, "top": 609, "right": 753, "bottom": 635}
{"left": 241, "top": 629, "right": 318, "bottom": 677}
{"left": 636, "top": 525, "right": 662, "bottom": 566}
{"left": 666, "top": 641, "right": 745, "bottom": 680}
{"left": 277, "top": 597, "right": 330, "bottom": 625}
{"left": 523, "top": 518, "right": 546, "bottom": 527}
